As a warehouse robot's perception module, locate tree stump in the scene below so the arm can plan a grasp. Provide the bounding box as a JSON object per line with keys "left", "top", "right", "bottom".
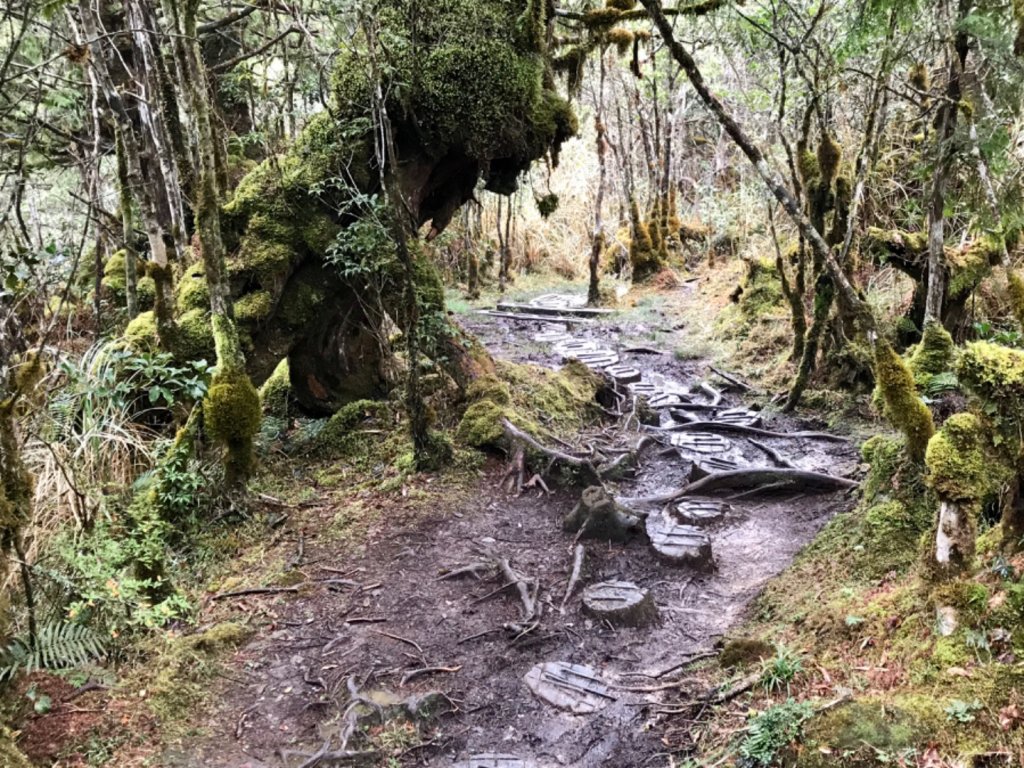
{"left": 646, "top": 511, "right": 713, "bottom": 569}
{"left": 563, "top": 486, "right": 641, "bottom": 541}
{"left": 582, "top": 580, "right": 658, "bottom": 627}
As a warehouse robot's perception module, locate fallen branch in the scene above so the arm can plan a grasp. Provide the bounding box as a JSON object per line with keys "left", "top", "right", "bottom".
{"left": 560, "top": 544, "right": 586, "bottom": 612}
{"left": 710, "top": 366, "right": 753, "bottom": 392}
{"left": 498, "top": 557, "right": 540, "bottom": 623}
{"left": 211, "top": 586, "right": 300, "bottom": 601}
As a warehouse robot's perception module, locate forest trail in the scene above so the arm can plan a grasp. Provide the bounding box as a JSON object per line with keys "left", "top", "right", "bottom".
{"left": 170, "top": 288, "right": 860, "bottom": 768}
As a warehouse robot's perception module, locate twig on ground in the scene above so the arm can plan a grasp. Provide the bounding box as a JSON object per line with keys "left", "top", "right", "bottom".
{"left": 211, "top": 586, "right": 300, "bottom": 601}
{"left": 710, "top": 366, "right": 754, "bottom": 392}
{"left": 400, "top": 665, "right": 462, "bottom": 686}
{"left": 560, "top": 544, "right": 585, "bottom": 612}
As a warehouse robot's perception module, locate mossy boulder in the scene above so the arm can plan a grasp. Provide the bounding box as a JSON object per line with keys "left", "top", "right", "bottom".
{"left": 309, "top": 399, "right": 390, "bottom": 457}
{"left": 736, "top": 258, "right": 784, "bottom": 318}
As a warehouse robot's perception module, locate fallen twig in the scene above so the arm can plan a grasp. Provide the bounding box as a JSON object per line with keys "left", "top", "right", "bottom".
{"left": 400, "top": 665, "right": 462, "bottom": 686}
{"left": 710, "top": 366, "right": 753, "bottom": 392}
{"left": 560, "top": 544, "right": 585, "bottom": 612}
{"left": 211, "top": 586, "right": 300, "bottom": 601}
{"left": 370, "top": 629, "right": 423, "bottom": 655}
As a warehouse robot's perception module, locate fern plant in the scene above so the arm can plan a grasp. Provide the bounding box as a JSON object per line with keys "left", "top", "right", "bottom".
{"left": 0, "top": 622, "right": 106, "bottom": 681}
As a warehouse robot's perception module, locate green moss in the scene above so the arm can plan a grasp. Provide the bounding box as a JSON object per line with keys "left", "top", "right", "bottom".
{"left": 958, "top": 341, "right": 1024, "bottom": 446}
{"left": 718, "top": 637, "right": 773, "bottom": 668}
{"left": 796, "top": 698, "right": 937, "bottom": 766}
{"left": 234, "top": 290, "right": 274, "bottom": 324}
{"left": 925, "top": 413, "right": 991, "bottom": 505}
{"left": 0, "top": 725, "right": 31, "bottom": 768}
{"left": 125, "top": 310, "right": 159, "bottom": 350}
{"left": 465, "top": 374, "right": 511, "bottom": 406}
{"left": 949, "top": 235, "right": 1001, "bottom": 299}
{"left": 874, "top": 339, "right": 935, "bottom": 463}
{"left": 797, "top": 149, "right": 820, "bottom": 185}
{"left": 174, "top": 308, "right": 216, "bottom": 361}
{"left": 908, "top": 320, "right": 955, "bottom": 387}
{"left": 176, "top": 265, "right": 210, "bottom": 311}
{"left": 311, "top": 399, "right": 390, "bottom": 457}
{"left": 278, "top": 279, "right": 326, "bottom": 328}
{"left": 203, "top": 369, "right": 261, "bottom": 480}
{"left": 259, "top": 358, "right": 291, "bottom": 417}
{"left": 102, "top": 249, "right": 128, "bottom": 295}
{"left": 137, "top": 275, "right": 156, "bottom": 310}
{"left": 456, "top": 399, "right": 507, "bottom": 447}
{"left": 817, "top": 134, "right": 842, "bottom": 183}
{"left": 737, "top": 258, "right": 784, "bottom": 318}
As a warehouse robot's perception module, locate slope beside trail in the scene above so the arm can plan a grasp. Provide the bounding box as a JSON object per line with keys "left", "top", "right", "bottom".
{"left": 171, "top": 290, "right": 860, "bottom": 768}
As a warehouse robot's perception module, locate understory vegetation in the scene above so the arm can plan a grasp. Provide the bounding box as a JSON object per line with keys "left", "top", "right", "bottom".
{"left": 3, "top": 0, "right": 1024, "bottom": 765}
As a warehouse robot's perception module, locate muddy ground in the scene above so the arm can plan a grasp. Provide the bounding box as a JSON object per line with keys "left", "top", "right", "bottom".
{"left": 167, "top": 292, "right": 860, "bottom": 768}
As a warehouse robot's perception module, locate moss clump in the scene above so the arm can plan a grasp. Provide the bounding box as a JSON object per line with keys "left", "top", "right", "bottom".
{"left": 101, "top": 249, "right": 128, "bottom": 295}
{"left": 718, "top": 637, "right": 773, "bottom": 668}
{"left": 175, "top": 265, "right": 210, "bottom": 311}
{"left": 465, "top": 374, "right": 511, "bottom": 406}
{"left": 796, "top": 699, "right": 935, "bottom": 767}
{"left": 874, "top": 340, "right": 935, "bottom": 463}
{"left": 605, "top": 26, "right": 634, "bottom": 55}
{"left": 737, "top": 258, "right": 784, "bottom": 318}
{"left": 605, "top": 0, "right": 637, "bottom": 10}
{"left": 629, "top": 198, "right": 660, "bottom": 280}
{"left": 174, "top": 308, "right": 216, "bottom": 362}
{"left": 259, "top": 358, "right": 291, "bottom": 417}
{"left": 925, "top": 413, "right": 991, "bottom": 506}
{"left": 311, "top": 399, "right": 389, "bottom": 457}
{"left": 797, "top": 149, "right": 820, "bottom": 186}
{"left": 816, "top": 134, "right": 842, "bottom": 184}
{"left": 948, "top": 235, "right": 1001, "bottom": 299}
{"left": 957, "top": 341, "right": 1024, "bottom": 445}
{"left": 124, "top": 310, "right": 159, "bottom": 350}
{"left": 234, "top": 290, "right": 274, "bottom": 325}
{"left": 456, "top": 399, "right": 507, "bottom": 447}
{"left": 909, "top": 62, "right": 930, "bottom": 91}
{"left": 908, "top": 320, "right": 955, "bottom": 387}
{"left": 147, "top": 622, "right": 251, "bottom": 731}
{"left": 203, "top": 370, "right": 261, "bottom": 481}
{"left": 0, "top": 726, "right": 31, "bottom": 768}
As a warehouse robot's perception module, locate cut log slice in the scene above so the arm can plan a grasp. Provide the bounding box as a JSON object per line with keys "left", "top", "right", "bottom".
{"left": 713, "top": 408, "right": 763, "bottom": 427}
{"left": 628, "top": 381, "right": 660, "bottom": 397}
{"left": 453, "top": 755, "right": 535, "bottom": 768}
{"left": 524, "top": 662, "right": 616, "bottom": 714}
{"left": 582, "top": 580, "right": 658, "bottom": 627}
{"left": 689, "top": 457, "right": 742, "bottom": 480}
{"left": 670, "top": 433, "right": 732, "bottom": 454}
{"left": 554, "top": 339, "right": 600, "bottom": 357}
{"left": 673, "top": 499, "right": 729, "bottom": 525}
{"left": 604, "top": 364, "right": 642, "bottom": 384}
{"left": 649, "top": 392, "right": 689, "bottom": 407}
{"left": 529, "top": 292, "right": 587, "bottom": 309}
{"left": 533, "top": 330, "right": 573, "bottom": 344}
{"left": 575, "top": 350, "right": 620, "bottom": 369}
{"left": 646, "top": 513, "right": 713, "bottom": 568}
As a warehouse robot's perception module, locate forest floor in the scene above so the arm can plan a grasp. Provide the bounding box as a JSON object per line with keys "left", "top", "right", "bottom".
{"left": 10, "top": 265, "right": 877, "bottom": 767}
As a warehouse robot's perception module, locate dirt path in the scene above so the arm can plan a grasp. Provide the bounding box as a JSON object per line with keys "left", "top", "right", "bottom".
{"left": 170, "top": 291, "right": 859, "bottom": 768}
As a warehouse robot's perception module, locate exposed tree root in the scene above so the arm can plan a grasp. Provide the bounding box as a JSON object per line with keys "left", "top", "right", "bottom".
{"left": 658, "top": 419, "right": 847, "bottom": 443}
{"left": 748, "top": 438, "right": 796, "bottom": 468}
{"left": 560, "top": 544, "right": 586, "bottom": 612}
{"left": 622, "top": 468, "right": 857, "bottom": 504}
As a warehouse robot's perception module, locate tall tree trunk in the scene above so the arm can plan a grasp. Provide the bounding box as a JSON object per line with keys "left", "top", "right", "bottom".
{"left": 589, "top": 50, "right": 608, "bottom": 305}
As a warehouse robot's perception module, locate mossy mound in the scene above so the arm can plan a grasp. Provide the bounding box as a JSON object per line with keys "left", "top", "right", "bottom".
{"left": 307, "top": 399, "right": 392, "bottom": 458}
{"left": 718, "top": 637, "right": 773, "bottom": 669}
{"left": 204, "top": 369, "right": 261, "bottom": 481}
{"left": 736, "top": 258, "right": 784, "bottom": 318}
{"left": 958, "top": 341, "right": 1024, "bottom": 440}
{"left": 175, "top": 265, "right": 210, "bottom": 311}
{"left": 795, "top": 698, "right": 939, "bottom": 767}
{"left": 455, "top": 360, "right": 601, "bottom": 450}
{"left": 925, "top": 413, "right": 995, "bottom": 506}
{"left": 124, "top": 310, "right": 158, "bottom": 350}
{"left": 908, "top": 321, "right": 955, "bottom": 388}
{"left": 259, "top": 358, "right": 292, "bottom": 417}
{"left": 102, "top": 250, "right": 156, "bottom": 311}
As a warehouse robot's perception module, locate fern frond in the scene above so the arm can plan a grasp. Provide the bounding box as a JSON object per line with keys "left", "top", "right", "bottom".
{"left": 0, "top": 622, "right": 106, "bottom": 681}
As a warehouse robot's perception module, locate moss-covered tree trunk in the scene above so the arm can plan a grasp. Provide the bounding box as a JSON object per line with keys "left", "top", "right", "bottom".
{"left": 177, "top": 0, "right": 260, "bottom": 487}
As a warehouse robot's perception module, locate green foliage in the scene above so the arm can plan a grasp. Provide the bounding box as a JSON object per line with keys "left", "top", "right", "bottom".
{"left": 759, "top": 642, "right": 804, "bottom": 694}
{"left": 944, "top": 698, "right": 982, "bottom": 723}
{"left": 738, "top": 699, "right": 814, "bottom": 767}
{"left": 0, "top": 622, "right": 106, "bottom": 681}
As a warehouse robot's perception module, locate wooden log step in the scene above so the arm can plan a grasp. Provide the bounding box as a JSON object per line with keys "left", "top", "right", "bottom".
{"left": 582, "top": 581, "right": 658, "bottom": 627}
{"left": 670, "top": 432, "right": 733, "bottom": 454}
{"left": 497, "top": 301, "right": 615, "bottom": 317}
{"left": 645, "top": 513, "right": 713, "bottom": 569}
{"left": 524, "top": 662, "right": 616, "bottom": 714}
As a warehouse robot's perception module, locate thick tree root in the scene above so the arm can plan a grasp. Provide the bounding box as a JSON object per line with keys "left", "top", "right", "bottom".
{"left": 622, "top": 468, "right": 858, "bottom": 504}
